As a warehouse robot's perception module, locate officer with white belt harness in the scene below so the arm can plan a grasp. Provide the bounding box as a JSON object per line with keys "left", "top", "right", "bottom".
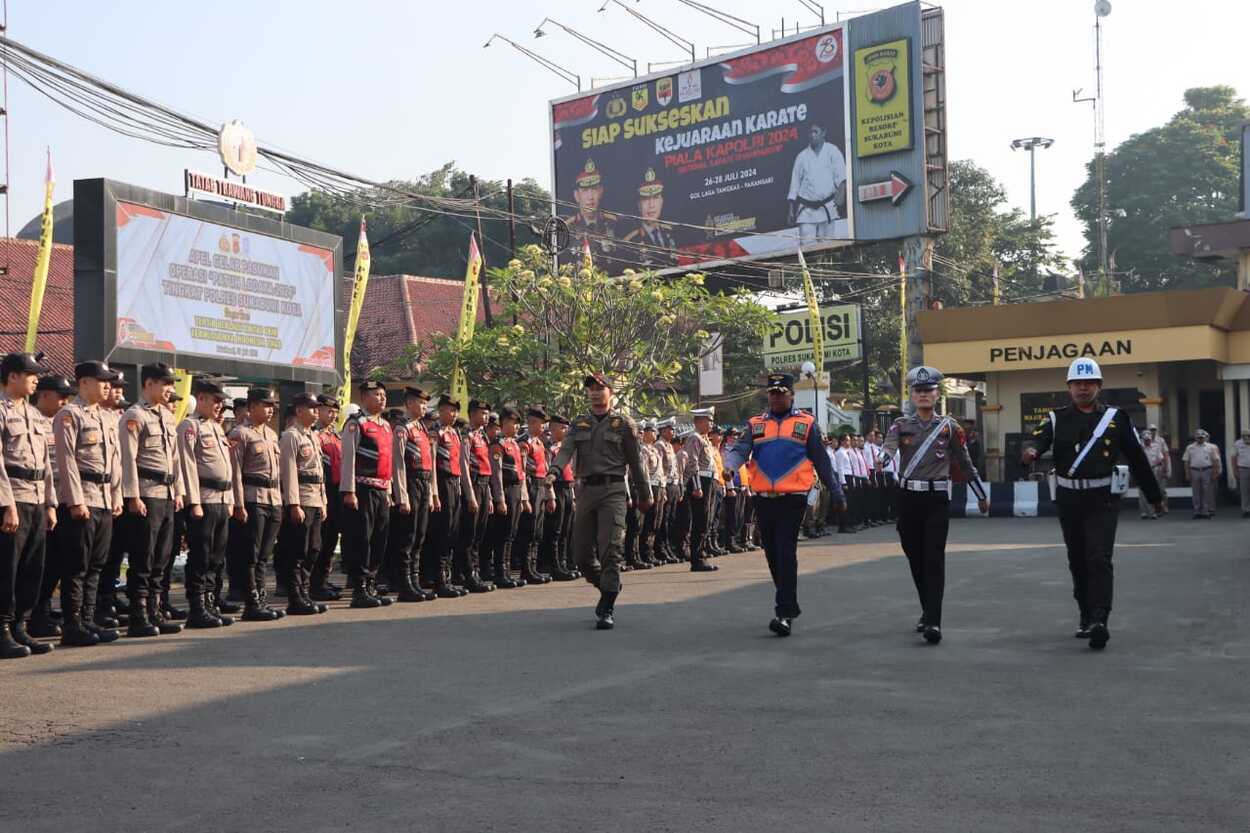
{"left": 1022, "top": 357, "right": 1166, "bottom": 650}
{"left": 880, "top": 366, "right": 989, "bottom": 645}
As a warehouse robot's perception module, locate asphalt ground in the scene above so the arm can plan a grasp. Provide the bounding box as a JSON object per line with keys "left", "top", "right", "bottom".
{"left": 1, "top": 514, "right": 1247, "bottom": 832}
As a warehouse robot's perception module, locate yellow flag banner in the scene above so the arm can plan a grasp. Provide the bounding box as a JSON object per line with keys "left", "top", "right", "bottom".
{"left": 335, "top": 218, "right": 371, "bottom": 429}
{"left": 172, "top": 368, "right": 193, "bottom": 423}
{"left": 797, "top": 247, "right": 824, "bottom": 371}
{"left": 27, "top": 148, "right": 55, "bottom": 352}
{"left": 450, "top": 234, "right": 483, "bottom": 410}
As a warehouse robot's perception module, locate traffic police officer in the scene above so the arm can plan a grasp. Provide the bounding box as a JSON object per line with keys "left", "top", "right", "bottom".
{"left": 684, "top": 407, "right": 718, "bottom": 572}
{"left": 881, "top": 366, "right": 989, "bottom": 645}
{"left": 120, "top": 363, "right": 185, "bottom": 638}
{"left": 229, "top": 387, "right": 285, "bottom": 621}
{"left": 176, "top": 379, "right": 234, "bottom": 629}
{"left": 0, "top": 352, "right": 56, "bottom": 658}
{"left": 548, "top": 373, "right": 651, "bottom": 630}
{"left": 279, "top": 392, "right": 329, "bottom": 616}
{"left": 1022, "top": 357, "right": 1165, "bottom": 650}
{"left": 722, "top": 373, "right": 842, "bottom": 636}
{"left": 54, "top": 361, "right": 124, "bottom": 647}
{"left": 340, "top": 380, "right": 396, "bottom": 608}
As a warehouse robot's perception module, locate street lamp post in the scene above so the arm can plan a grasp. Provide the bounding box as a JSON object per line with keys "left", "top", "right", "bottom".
{"left": 1010, "top": 136, "right": 1055, "bottom": 222}
{"left": 483, "top": 34, "right": 581, "bottom": 90}
{"left": 534, "top": 17, "right": 638, "bottom": 78}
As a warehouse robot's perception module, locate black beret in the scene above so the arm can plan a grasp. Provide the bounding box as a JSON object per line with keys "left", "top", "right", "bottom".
{"left": 437, "top": 394, "right": 461, "bottom": 409}
{"left": 141, "top": 362, "right": 176, "bottom": 384}
{"left": 292, "top": 392, "right": 319, "bottom": 408}
{"left": 1, "top": 351, "right": 48, "bottom": 378}
{"left": 359, "top": 380, "right": 387, "bottom": 393}
{"left": 498, "top": 405, "right": 521, "bottom": 421}
{"left": 35, "top": 374, "right": 74, "bottom": 396}
{"left": 316, "top": 394, "right": 340, "bottom": 408}
{"left": 404, "top": 386, "right": 431, "bottom": 401}
{"left": 75, "top": 360, "right": 114, "bottom": 381}
{"left": 247, "top": 387, "right": 278, "bottom": 405}
{"left": 526, "top": 406, "right": 549, "bottom": 421}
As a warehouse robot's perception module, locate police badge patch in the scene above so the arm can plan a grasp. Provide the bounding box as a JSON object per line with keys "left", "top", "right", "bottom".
{"left": 792, "top": 421, "right": 809, "bottom": 439}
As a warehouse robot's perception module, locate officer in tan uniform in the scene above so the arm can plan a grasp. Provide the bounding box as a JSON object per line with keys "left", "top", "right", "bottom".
{"left": 1139, "top": 425, "right": 1171, "bottom": 520}
{"left": 654, "top": 417, "right": 681, "bottom": 564}
{"left": 176, "top": 378, "right": 233, "bottom": 629}
{"left": 54, "top": 361, "right": 124, "bottom": 647}
{"left": 1230, "top": 429, "right": 1250, "bottom": 517}
{"left": 1182, "top": 429, "right": 1221, "bottom": 519}
{"left": 638, "top": 421, "right": 665, "bottom": 567}
{"left": 684, "top": 407, "right": 719, "bottom": 572}
{"left": 548, "top": 372, "right": 651, "bottom": 630}
{"left": 27, "top": 373, "right": 75, "bottom": 640}
{"left": 0, "top": 352, "right": 56, "bottom": 658}
{"left": 279, "top": 392, "right": 329, "bottom": 616}
{"left": 229, "top": 387, "right": 285, "bottom": 621}
{"left": 119, "top": 363, "right": 185, "bottom": 638}
{"left": 881, "top": 366, "right": 989, "bottom": 645}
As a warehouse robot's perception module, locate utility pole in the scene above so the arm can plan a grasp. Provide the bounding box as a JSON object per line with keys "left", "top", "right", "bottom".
{"left": 1010, "top": 137, "right": 1054, "bottom": 221}
{"left": 470, "top": 175, "right": 493, "bottom": 326}
{"left": 992, "top": 261, "right": 1001, "bottom": 305}
{"left": 900, "top": 236, "right": 932, "bottom": 415}
{"left": 506, "top": 178, "right": 516, "bottom": 258}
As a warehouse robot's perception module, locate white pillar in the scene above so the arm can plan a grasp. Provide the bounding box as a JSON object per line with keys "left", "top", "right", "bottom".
{"left": 1239, "top": 379, "right": 1249, "bottom": 434}
{"left": 1225, "top": 379, "right": 1237, "bottom": 489}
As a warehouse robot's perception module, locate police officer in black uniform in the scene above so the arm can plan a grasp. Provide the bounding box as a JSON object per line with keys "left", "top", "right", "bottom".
{"left": 1022, "top": 357, "right": 1166, "bottom": 650}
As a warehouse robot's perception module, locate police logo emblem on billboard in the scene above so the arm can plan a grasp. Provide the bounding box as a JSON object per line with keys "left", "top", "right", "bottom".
{"left": 606, "top": 96, "right": 627, "bottom": 118}
{"left": 677, "top": 69, "right": 702, "bottom": 103}
{"left": 631, "top": 84, "right": 648, "bottom": 111}
{"left": 656, "top": 77, "right": 673, "bottom": 106}
{"left": 815, "top": 34, "right": 839, "bottom": 64}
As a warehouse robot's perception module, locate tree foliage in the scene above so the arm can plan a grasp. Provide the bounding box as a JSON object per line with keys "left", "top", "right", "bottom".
{"left": 286, "top": 163, "right": 550, "bottom": 278}
{"left": 417, "top": 246, "right": 775, "bottom": 417}
{"left": 1071, "top": 86, "right": 1249, "bottom": 292}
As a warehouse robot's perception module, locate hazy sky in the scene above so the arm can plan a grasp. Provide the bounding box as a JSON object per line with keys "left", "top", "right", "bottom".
{"left": 7, "top": 0, "right": 1248, "bottom": 262}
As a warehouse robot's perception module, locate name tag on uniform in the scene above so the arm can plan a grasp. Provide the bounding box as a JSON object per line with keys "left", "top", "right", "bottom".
{"left": 143, "top": 435, "right": 162, "bottom": 449}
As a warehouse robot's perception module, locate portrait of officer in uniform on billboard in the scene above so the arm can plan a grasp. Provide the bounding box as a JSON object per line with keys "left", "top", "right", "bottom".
{"left": 787, "top": 124, "right": 849, "bottom": 245}
{"left": 621, "top": 167, "right": 678, "bottom": 272}
{"left": 564, "top": 158, "right": 619, "bottom": 270}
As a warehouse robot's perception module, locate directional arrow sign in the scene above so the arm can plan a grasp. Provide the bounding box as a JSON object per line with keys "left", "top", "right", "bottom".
{"left": 857, "top": 171, "right": 913, "bottom": 206}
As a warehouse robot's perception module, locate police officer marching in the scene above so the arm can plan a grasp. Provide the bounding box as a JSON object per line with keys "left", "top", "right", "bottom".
{"left": 1022, "top": 358, "right": 1166, "bottom": 650}
{"left": 723, "top": 372, "right": 843, "bottom": 637}
{"left": 881, "top": 366, "right": 989, "bottom": 645}
{"left": 548, "top": 373, "right": 651, "bottom": 630}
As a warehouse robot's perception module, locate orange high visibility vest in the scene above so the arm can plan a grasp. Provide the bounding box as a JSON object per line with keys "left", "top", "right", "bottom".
{"left": 746, "top": 410, "right": 816, "bottom": 493}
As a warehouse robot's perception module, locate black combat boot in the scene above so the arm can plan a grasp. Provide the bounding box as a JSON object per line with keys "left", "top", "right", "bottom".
{"left": 350, "top": 578, "right": 383, "bottom": 609}
{"left": 493, "top": 555, "right": 519, "bottom": 589}
{"left": 1, "top": 622, "right": 33, "bottom": 658}
{"left": 367, "top": 578, "right": 394, "bottom": 606}
{"left": 207, "top": 592, "right": 235, "bottom": 625}
{"left": 28, "top": 601, "right": 62, "bottom": 638}
{"left": 126, "top": 598, "right": 160, "bottom": 637}
{"left": 594, "top": 590, "right": 618, "bottom": 631}
{"left": 408, "top": 562, "right": 436, "bottom": 601}
{"left": 61, "top": 614, "right": 101, "bottom": 647}
{"left": 81, "top": 603, "right": 120, "bottom": 643}
{"left": 12, "top": 620, "right": 53, "bottom": 654}
{"left": 187, "top": 593, "right": 223, "bottom": 629}
{"left": 147, "top": 595, "right": 183, "bottom": 635}
{"left": 160, "top": 590, "right": 187, "bottom": 622}
{"left": 256, "top": 586, "right": 286, "bottom": 619}
{"left": 242, "top": 589, "right": 282, "bottom": 621}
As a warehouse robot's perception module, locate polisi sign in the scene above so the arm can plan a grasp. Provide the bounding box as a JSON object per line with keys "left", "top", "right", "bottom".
{"left": 763, "top": 303, "right": 862, "bottom": 370}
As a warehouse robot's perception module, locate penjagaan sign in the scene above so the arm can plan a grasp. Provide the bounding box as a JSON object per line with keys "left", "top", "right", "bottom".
{"left": 763, "top": 303, "right": 862, "bottom": 370}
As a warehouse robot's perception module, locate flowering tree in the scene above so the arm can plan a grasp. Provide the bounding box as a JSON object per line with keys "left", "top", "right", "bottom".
{"left": 423, "top": 245, "right": 774, "bottom": 416}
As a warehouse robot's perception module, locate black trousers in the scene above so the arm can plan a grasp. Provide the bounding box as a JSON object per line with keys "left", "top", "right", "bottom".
{"left": 896, "top": 490, "right": 950, "bottom": 627}
{"left": 455, "top": 477, "right": 491, "bottom": 580}
{"left": 0, "top": 503, "right": 46, "bottom": 626}
{"left": 99, "top": 512, "right": 129, "bottom": 603}
{"left": 126, "top": 497, "right": 176, "bottom": 604}
{"left": 639, "top": 490, "right": 661, "bottom": 561}
{"left": 59, "top": 506, "right": 113, "bottom": 619}
{"left": 185, "top": 503, "right": 230, "bottom": 601}
{"left": 226, "top": 515, "right": 248, "bottom": 596}
{"left": 688, "top": 477, "right": 713, "bottom": 563}
{"left": 670, "top": 490, "right": 691, "bottom": 558}
{"left": 423, "top": 473, "right": 460, "bottom": 586}
{"left": 280, "top": 506, "right": 323, "bottom": 591}
{"left": 313, "top": 484, "right": 340, "bottom": 586}
{"left": 242, "top": 502, "right": 282, "bottom": 597}
{"left": 485, "top": 483, "right": 523, "bottom": 580}
{"left": 512, "top": 480, "right": 545, "bottom": 572}
{"left": 623, "top": 499, "right": 640, "bottom": 562}
{"left": 1056, "top": 492, "right": 1120, "bottom": 622}
{"left": 539, "top": 483, "right": 572, "bottom": 572}
{"left": 35, "top": 509, "right": 63, "bottom": 613}
{"left": 721, "top": 490, "right": 739, "bottom": 547}
{"left": 754, "top": 494, "right": 807, "bottom": 618}
{"left": 386, "top": 475, "right": 431, "bottom": 581}
{"left": 341, "top": 486, "right": 389, "bottom": 584}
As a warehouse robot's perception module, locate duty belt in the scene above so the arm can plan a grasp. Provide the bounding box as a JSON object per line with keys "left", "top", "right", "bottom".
{"left": 554, "top": 480, "right": 573, "bottom": 489}
{"left": 1055, "top": 476, "right": 1111, "bottom": 490}
{"left": 5, "top": 464, "right": 46, "bottom": 481}
{"left": 753, "top": 490, "right": 804, "bottom": 499}
{"left": 297, "top": 473, "right": 324, "bottom": 485}
{"left": 503, "top": 474, "right": 523, "bottom": 486}
{"left": 900, "top": 478, "right": 949, "bottom": 492}
{"left": 243, "top": 474, "right": 278, "bottom": 489}
{"left": 198, "top": 476, "right": 231, "bottom": 492}
{"left": 78, "top": 469, "right": 108, "bottom": 484}
{"left": 138, "top": 466, "right": 176, "bottom": 486}
{"left": 583, "top": 474, "right": 624, "bottom": 486}
{"left": 407, "top": 469, "right": 433, "bottom": 482}
{"left": 1188, "top": 466, "right": 1211, "bottom": 471}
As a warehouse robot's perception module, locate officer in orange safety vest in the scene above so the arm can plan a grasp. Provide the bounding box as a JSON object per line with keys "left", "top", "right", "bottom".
{"left": 722, "top": 372, "right": 844, "bottom": 637}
